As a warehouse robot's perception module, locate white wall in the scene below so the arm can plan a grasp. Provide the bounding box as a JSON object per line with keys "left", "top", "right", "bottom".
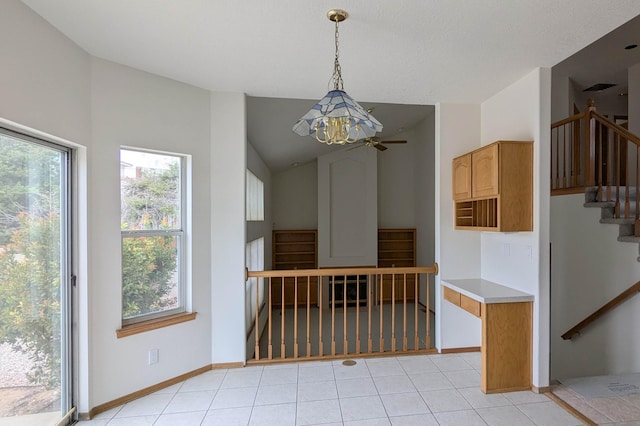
{"left": 435, "top": 103, "right": 482, "bottom": 350}
{"left": 317, "top": 147, "right": 378, "bottom": 268}
{"left": 378, "top": 135, "right": 416, "bottom": 228}
{"left": 90, "top": 58, "right": 213, "bottom": 406}
{"left": 1, "top": 1, "right": 251, "bottom": 409}
{"left": 273, "top": 132, "right": 432, "bottom": 233}
{"left": 272, "top": 161, "right": 318, "bottom": 232}
{"left": 210, "top": 92, "right": 247, "bottom": 365}
{"left": 550, "top": 74, "right": 572, "bottom": 123}
{"left": 550, "top": 194, "right": 640, "bottom": 379}
{"left": 0, "top": 0, "right": 91, "bottom": 145}
{"left": 480, "top": 67, "right": 551, "bottom": 389}
{"left": 413, "top": 113, "right": 436, "bottom": 306}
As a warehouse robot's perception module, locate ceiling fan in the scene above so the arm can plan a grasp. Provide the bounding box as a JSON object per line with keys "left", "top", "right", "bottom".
{"left": 360, "top": 137, "right": 407, "bottom": 151}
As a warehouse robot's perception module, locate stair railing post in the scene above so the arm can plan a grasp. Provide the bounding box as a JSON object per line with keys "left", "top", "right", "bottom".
{"left": 584, "top": 99, "right": 597, "bottom": 187}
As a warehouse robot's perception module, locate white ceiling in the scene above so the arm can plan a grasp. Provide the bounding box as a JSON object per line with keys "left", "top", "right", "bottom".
{"left": 20, "top": 0, "right": 640, "bottom": 104}
{"left": 19, "top": 1, "right": 640, "bottom": 172}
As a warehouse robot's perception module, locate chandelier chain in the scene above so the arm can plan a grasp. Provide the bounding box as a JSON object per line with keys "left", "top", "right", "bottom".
{"left": 332, "top": 17, "right": 344, "bottom": 91}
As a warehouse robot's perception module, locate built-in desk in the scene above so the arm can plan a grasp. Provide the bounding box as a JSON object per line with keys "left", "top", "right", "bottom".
{"left": 442, "top": 279, "right": 534, "bottom": 394}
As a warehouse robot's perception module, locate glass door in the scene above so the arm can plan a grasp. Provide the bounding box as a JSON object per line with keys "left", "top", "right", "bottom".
{"left": 0, "top": 128, "right": 73, "bottom": 425}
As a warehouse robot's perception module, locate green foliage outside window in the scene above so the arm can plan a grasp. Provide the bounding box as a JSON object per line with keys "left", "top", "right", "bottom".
{"left": 120, "top": 153, "right": 182, "bottom": 320}
{"left": 121, "top": 235, "right": 178, "bottom": 318}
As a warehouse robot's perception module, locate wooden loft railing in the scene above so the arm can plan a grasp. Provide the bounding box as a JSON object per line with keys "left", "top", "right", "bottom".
{"left": 551, "top": 100, "right": 640, "bottom": 234}
{"left": 561, "top": 279, "right": 640, "bottom": 340}
{"left": 245, "top": 265, "right": 438, "bottom": 363}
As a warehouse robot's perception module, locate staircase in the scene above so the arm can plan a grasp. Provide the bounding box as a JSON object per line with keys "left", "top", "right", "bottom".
{"left": 583, "top": 186, "right": 640, "bottom": 259}
{"left": 552, "top": 100, "right": 640, "bottom": 256}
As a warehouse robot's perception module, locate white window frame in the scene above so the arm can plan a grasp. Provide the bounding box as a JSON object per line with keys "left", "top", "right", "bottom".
{"left": 245, "top": 237, "right": 265, "bottom": 334}
{"left": 246, "top": 169, "right": 264, "bottom": 221}
{"left": 120, "top": 147, "right": 188, "bottom": 325}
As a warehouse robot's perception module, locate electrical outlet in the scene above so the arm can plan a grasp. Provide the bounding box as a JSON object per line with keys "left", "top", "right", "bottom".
{"left": 502, "top": 243, "right": 510, "bottom": 257}
{"left": 148, "top": 348, "right": 159, "bottom": 365}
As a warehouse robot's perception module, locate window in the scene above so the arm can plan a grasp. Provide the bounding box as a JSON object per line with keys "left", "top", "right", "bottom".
{"left": 246, "top": 169, "right": 264, "bottom": 221}
{"left": 0, "top": 127, "right": 73, "bottom": 423}
{"left": 120, "top": 148, "right": 186, "bottom": 324}
{"left": 245, "top": 237, "right": 264, "bottom": 333}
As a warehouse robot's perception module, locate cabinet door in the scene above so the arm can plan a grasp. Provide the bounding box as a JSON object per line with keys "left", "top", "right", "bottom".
{"left": 452, "top": 154, "right": 472, "bottom": 200}
{"left": 472, "top": 144, "right": 499, "bottom": 197}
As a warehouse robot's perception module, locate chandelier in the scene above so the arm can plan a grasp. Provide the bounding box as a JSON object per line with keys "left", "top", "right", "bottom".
{"left": 292, "top": 9, "right": 382, "bottom": 145}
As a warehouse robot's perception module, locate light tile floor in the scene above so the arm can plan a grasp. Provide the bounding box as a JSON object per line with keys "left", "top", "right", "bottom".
{"left": 77, "top": 353, "right": 584, "bottom": 426}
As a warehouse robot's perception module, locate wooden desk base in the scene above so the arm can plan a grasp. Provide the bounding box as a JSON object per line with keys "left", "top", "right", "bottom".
{"left": 481, "top": 301, "right": 532, "bottom": 393}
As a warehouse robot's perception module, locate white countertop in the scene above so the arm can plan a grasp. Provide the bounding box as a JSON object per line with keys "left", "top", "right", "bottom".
{"left": 442, "top": 278, "right": 534, "bottom": 304}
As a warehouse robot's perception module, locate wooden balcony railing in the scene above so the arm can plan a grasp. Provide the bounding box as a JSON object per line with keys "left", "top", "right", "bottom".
{"left": 245, "top": 265, "right": 438, "bottom": 363}
{"left": 562, "top": 280, "right": 640, "bottom": 340}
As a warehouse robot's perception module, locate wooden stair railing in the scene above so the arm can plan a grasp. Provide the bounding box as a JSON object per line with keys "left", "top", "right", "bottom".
{"left": 551, "top": 101, "right": 640, "bottom": 235}
{"left": 561, "top": 279, "right": 640, "bottom": 340}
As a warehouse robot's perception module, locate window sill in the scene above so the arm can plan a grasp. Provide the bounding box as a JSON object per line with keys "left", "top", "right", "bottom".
{"left": 116, "top": 312, "right": 197, "bottom": 338}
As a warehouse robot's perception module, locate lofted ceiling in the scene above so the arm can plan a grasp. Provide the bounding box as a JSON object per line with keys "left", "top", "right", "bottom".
{"left": 19, "top": 1, "right": 640, "bottom": 172}
{"left": 246, "top": 97, "right": 433, "bottom": 173}
{"left": 554, "top": 14, "right": 640, "bottom": 95}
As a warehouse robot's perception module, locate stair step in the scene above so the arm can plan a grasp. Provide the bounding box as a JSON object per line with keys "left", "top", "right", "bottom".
{"left": 618, "top": 236, "right": 640, "bottom": 244}
{"left": 584, "top": 186, "right": 640, "bottom": 255}
{"left": 600, "top": 218, "right": 636, "bottom": 225}
{"left": 584, "top": 201, "right": 616, "bottom": 208}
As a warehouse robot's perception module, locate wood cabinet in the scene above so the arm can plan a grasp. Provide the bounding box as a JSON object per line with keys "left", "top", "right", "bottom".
{"left": 443, "top": 286, "right": 481, "bottom": 318}
{"left": 442, "top": 280, "right": 532, "bottom": 394}
{"left": 482, "top": 301, "right": 532, "bottom": 394}
{"left": 453, "top": 141, "right": 533, "bottom": 231}
{"left": 272, "top": 230, "right": 317, "bottom": 307}
{"left": 378, "top": 229, "right": 416, "bottom": 302}
{"left": 471, "top": 143, "right": 499, "bottom": 197}
{"left": 452, "top": 154, "right": 472, "bottom": 200}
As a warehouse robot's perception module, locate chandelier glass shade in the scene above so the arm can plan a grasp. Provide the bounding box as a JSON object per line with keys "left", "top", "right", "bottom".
{"left": 292, "top": 9, "right": 382, "bottom": 145}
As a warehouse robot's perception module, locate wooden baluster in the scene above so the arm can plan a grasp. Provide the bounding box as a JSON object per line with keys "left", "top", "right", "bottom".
{"left": 597, "top": 122, "right": 603, "bottom": 200}
{"left": 331, "top": 275, "right": 336, "bottom": 356}
{"left": 319, "top": 274, "right": 324, "bottom": 357}
{"left": 562, "top": 125, "right": 567, "bottom": 188}
{"left": 391, "top": 273, "right": 396, "bottom": 352}
{"left": 379, "top": 273, "right": 385, "bottom": 352}
{"left": 637, "top": 147, "right": 640, "bottom": 236}
{"left": 569, "top": 121, "right": 574, "bottom": 186}
{"left": 343, "top": 274, "right": 348, "bottom": 355}
{"left": 368, "top": 276, "right": 373, "bottom": 353}
{"left": 294, "top": 276, "right": 299, "bottom": 359}
{"left": 551, "top": 127, "right": 556, "bottom": 189}
{"left": 306, "top": 276, "right": 311, "bottom": 357}
{"left": 414, "top": 273, "right": 419, "bottom": 351}
{"left": 555, "top": 125, "right": 560, "bottom": 189}
{"left": 585, "top": 101, "right": 596, "bottom": 187}
{"left": 356, "top": 274, "right": 361, "bottom": 354}
{"left": 254, "top": 275, "right": 260, "bottom": 361}
{"left": 573, "top": 117, "right": 581, "bottom": 186}
{"left": 615, "top": 133, "right": 621, "bottom": 217}
{"left": 281, "top": 278, "right": 286, "bottom": 359}
{"left": 607, "top": 124, "right": 613, "bottom": 202}
{"left": 402, "top": 273, "right": 408, "bottom": 352}
{"left": 625, "top": 138, "right": 631, "bottom": 219}
{"left": 426, "top": 274, "right": 431, "bottom": 349}
{"left": 268, "top": 277, "right": 273, "bottom": 360}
